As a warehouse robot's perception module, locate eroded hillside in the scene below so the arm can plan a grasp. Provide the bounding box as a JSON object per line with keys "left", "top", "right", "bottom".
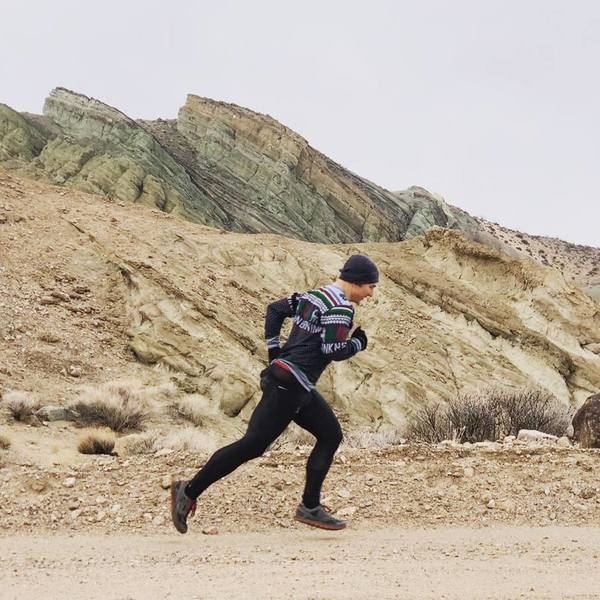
{"left": 1, "top": 169, "right": 599, "bottom": 436}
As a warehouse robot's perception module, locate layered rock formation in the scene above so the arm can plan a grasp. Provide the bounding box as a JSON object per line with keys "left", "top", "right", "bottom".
{"left": 1, "top": 88, "right": 488, "bottom": 245}
{"left": 1, "top": 171, "right": 599, "bottom": 434}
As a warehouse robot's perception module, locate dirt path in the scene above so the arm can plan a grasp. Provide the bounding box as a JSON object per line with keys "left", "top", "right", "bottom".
{"left": 2, "top": 526, "right": 600, "bottom": 599}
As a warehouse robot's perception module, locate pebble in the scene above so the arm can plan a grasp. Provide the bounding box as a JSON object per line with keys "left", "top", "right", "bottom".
{"left": 202, "top": 527, "right": 219, "bottom": 535}
{"left": 63, "top": 477, "right": 76, "bottom": 488}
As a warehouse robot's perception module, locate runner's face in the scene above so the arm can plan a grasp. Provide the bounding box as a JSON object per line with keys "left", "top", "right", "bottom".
{"left": 351, "top": 283, "right": 377, "bottom": 304}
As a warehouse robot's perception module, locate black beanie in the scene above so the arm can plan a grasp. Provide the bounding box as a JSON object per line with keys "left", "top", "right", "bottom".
{"left": 339, "top": 255, "right": 379, "bottom": 284}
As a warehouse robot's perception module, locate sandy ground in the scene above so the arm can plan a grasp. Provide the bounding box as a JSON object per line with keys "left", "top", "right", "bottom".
{"left": 2, "top": 526, "right": 600, "bottom": 600}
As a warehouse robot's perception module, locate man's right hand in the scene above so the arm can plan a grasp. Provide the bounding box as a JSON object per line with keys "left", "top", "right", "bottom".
{"left": 351, "top": 326, "right": 368, "bottom": 351}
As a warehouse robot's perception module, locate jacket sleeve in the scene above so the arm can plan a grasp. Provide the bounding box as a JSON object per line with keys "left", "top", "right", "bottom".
{"left": 264, "top": 293, "right": 299, "bottom": 350}
{"left": 320, "top": 306, "right": 361, "bottom": 361}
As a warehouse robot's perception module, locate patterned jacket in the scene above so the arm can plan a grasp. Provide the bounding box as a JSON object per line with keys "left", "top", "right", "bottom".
{"left": 264, "top": 284, "right": 363, "bottom": 390}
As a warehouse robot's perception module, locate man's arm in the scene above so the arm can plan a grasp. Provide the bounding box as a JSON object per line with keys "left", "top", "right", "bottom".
{"left": 320, "top": 306, "right": 365, "bottom": 361}
{"left": 264, "top": 293, "right": 300, "bottom": 361}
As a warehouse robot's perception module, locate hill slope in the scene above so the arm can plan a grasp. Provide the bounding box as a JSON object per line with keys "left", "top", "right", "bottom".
{"left": 1, "top": 169, "right": 599, "bottom": 434}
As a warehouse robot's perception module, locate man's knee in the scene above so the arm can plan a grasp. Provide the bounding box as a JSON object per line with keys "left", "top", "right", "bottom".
{"left": 331, "top": 424, "right": 343, "bottom": 449}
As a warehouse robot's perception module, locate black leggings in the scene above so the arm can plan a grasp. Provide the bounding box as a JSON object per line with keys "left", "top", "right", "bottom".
{"left": 185, "top": 366, "right": 343, "bottom": 508}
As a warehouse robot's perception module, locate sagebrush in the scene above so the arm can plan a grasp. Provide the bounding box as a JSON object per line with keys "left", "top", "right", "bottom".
{"left": 406, "top": 387, "right": 571, "bottom": 443}
{"left": 3, "top": 390, "right": 40, "bottom": 421}
{"left": 72, "top": 382, "right": 151, "bottom": 432}
{"left": 78, "top": 431, "right": 116, "bottom": 455}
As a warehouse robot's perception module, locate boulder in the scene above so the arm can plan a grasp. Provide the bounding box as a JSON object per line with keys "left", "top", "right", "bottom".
{"left": 571, "top": 393, "right": 600, "bottom": 448}
{"left": 36, "top": 405, "right": 78, "bottom": 422}
{"left": 516, "top": 430, "right": 558, "bottom": 443}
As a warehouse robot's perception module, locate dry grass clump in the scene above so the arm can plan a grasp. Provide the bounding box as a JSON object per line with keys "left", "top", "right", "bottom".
{"left": 71, "top": 381, "right": 152, "bottom": 432}
{"left": 0, "top": 434, "right": 11, "bottom": 450}
{"left": 160, "top": 427, "right": 217, "bottom": 454}
{"left": 168, "top": 395, "right": 213, "bottom": 427}
{"left": 117, "top": 431, "right": 159, "bottom": 455}
{"left": 343, "top": 429, "right": 406, "bottom": 449}
{"left": 118, "top": 427, "right": 217, "bottom": 455}
{"left": 406, "top": 387, "right": 571, "bottom": 443}
{"left": 77, "top": 430, "right": 116, "bottom": 455}
{"left": 2, "top": 390, "right": 40, "bottom": 422}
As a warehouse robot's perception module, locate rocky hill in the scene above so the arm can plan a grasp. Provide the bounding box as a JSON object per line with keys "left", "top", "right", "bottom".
{"left": 1, "top": 87, "right": 494, "bottom": 247}
{"left": 1, "top": 169, "right": 599, "bottom": 437}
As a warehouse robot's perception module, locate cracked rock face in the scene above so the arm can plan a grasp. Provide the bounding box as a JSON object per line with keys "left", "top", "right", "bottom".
{"left": 1, "top": 171, "right": 599, "bottom": 432}
{"left": 1, "top": 88, "right": 486, "bottom": 245}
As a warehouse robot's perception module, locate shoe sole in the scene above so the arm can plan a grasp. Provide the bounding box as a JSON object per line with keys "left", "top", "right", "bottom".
{"left": 294, "top": 514, "right": 346, "bottom": 531}
{"left": 170, "top": 481, "right": 188, "bottom": 534}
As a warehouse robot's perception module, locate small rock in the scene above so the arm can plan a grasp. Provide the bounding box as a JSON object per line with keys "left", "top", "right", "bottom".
{"left": 202, "top": 526, "right": 219, "bottom": 535}
{"left": 36, "top": 406, "right": 78, "bottom": 422}
{"left": 51, "top": 291, "right": 71, "bottom": 302}
{"left": 487, "top": 499, "right": 496, "bottom": 509}
{"left": 68, "top": 500, "right": 80, "bottom": 511}
{"left": 96, "top": 511, "right": 106, "bottom": 522}
{"left": 154, "top": 448, "right": 173, "bottom": 457}
{"left": 30, "top": 478, "right": 48, "bottom": 493}
{"left": 160, "top": 476, "right": 172, "bottom": 490}
{"left": 463, "top": 467, "right": 475, "bottom": 478}
{"left": 152, "top": 516, "right": 165, "bottom": 526}
{"left": 580, "top": 487, "right": 596, "bottom": 500}
{"left": 337, "top": 488, "right": 351, "bottom": 499}
{"left": 517, "top": 430, "right": 558, "bottom": 443}
{"left": 337, "top": 506, "right": 358, "bottom": 518}
{"left": 40, "top": 295, "right": 59, "bottom": 306}
{"left": 68, "top": 365, "right": 83, "bottom": 378}
{"left": 63, "top": 477, "right": 76, "bottom": 488}
{"left": 557, "top": 436, "right": 571, "bottom": 448}
{"left": 497, "top": 499, "right": 516, "bottom": 513}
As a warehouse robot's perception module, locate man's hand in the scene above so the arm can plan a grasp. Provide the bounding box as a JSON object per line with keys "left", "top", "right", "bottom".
{"left": 351, "top": 326, "right": 368, "bottom": 351}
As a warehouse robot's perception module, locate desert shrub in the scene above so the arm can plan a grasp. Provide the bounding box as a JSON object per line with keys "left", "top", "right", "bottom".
{"left": 3, "top": 390, "right": 40, "bottom": 421}
{"left": 445, "top": 392, "right": 499, "bottom": 443}
{"left": 168, "top": 395, "right": 212, "bottom": 427}
{"left": 118, "top": 427, "right": 217, "bottom": 455}
{"left": 405, "top": 402, "right": 454, "bottom": 443}
{"left": 0, "top": 434, "right": 11, "bottom": 450}
{"left": 160, "top": 427, "right": 217, "bottom": 454}
{"left": 118, "top": 431, "right": 159, "bottom": 455}
{"left": 78, "top": 430, "right": 116, "bottom": 455}
{"left": 489, "top": 387, "right": 572, "bottom": 437}
{"left": 343, "top": 428, "right": 406, "bottom": 449}
{"left": 72, "top": 383, "right": 151, "bottom": 432}
{"left": 406, "top": 387, "right": 571, "bottom": 443}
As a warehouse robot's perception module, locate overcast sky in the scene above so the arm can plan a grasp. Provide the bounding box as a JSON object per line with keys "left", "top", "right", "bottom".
{"left": 1, "top": 0, "right": 598, "bottom": 246}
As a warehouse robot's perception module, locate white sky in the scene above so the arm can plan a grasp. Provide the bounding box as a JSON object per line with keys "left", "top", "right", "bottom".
{"left": 1, "top": 0, "right": 599, "bottom": 247}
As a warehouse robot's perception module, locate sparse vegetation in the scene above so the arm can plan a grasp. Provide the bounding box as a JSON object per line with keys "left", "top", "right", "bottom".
{"left": 118, "top": 427, "right": 217, "bottom": 455}
{"left": 343, "top": 429, "right": 406, "bottom": 449}
{"left": 72, "top": 382, "right": 152, "bottom": 432}
{"left": 3, "top": 390, "right": 40, "bottom": 421}
{"left": 168, "top": 394, "right": 212, "bottom": 427}
{"left": 406, "top": 387, "right": 571, "bottom": 443}
{"left": 78, "top": 430, "right": 116, "bottom": 455}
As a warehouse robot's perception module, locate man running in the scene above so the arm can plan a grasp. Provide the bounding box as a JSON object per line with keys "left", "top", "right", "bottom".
{"left": 170, "top": 254, "right": 379, "bottom": 533}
